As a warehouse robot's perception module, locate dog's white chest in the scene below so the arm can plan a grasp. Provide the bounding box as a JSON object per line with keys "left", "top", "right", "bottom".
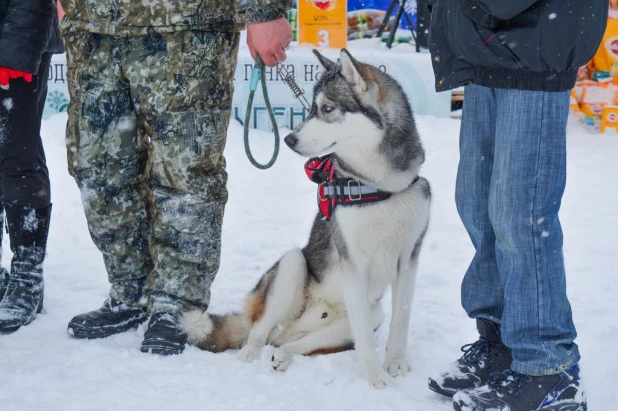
{"left": 333, "top": 186, "right": 429, "bottom": 298}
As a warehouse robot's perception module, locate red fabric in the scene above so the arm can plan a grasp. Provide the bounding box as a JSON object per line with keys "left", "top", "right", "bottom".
{"left": 304, "top": 155, "right": 390, "bottom": 220}
{"left": 0, "top": 68, "right": 33, "bottom": 87}
{"left": 304, "top": 155, "right": 335, "bottom": 218}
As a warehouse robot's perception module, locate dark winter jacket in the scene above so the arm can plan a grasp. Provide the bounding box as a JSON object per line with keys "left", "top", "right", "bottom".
{"left": 428, "top": 0, "right": 608, "bottom": 92}
{"left": 0, "top": 0, "right": 63, "bottom": 74}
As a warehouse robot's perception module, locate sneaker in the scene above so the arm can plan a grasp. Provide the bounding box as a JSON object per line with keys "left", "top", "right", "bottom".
{"left": 140, "top": 312, "right": 187, "bottom": 356}
{"left": 67, "top": 298, "right": 148, "bottom": 339}
{"left": 428, "top": 319, "right": 512, "bottom": 397}
{"left": 453, "top": 364, "right": 586, "bottom": 411}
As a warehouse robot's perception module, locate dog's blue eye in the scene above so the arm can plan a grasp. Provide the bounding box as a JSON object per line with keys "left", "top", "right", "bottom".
{"left": 322, "top": 105, "right": 334, "bottom": 113}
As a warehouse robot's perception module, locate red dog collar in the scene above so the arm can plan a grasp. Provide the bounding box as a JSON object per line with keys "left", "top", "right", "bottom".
{"left": 304, "top": 154, "right": 394, "bottom": 220}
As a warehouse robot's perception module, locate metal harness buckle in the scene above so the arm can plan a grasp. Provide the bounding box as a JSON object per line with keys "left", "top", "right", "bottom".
{"left": 347, "top": 180, "right": 362, "bottom": 201}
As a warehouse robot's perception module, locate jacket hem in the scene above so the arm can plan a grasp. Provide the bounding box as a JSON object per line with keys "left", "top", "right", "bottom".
{"left": 59, "top": 18, "right": 246, "bottom": 36}
{"left": 436, "top": 67, "right": 578, "bottom": 93}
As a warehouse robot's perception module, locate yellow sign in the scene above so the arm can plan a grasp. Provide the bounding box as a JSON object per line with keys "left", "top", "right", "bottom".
{"left": 601, "top": 105, "right": 618, "bottom": 133}
{"left": 298, "top": 0, "right": 347, "bottom": 49}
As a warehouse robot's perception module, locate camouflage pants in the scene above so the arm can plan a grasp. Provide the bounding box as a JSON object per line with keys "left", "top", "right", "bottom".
{"left": 63, "top": 28, "right": 240, "bottom": 314}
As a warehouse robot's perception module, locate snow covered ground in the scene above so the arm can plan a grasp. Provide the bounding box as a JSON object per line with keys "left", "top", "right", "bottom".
{"left": 0, "top": 112, "right": 616, "bottom": 411}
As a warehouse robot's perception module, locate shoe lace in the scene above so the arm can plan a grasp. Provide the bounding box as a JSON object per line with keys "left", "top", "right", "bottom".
{"left": 489, "top": 369, "right": 533, "bottom": 396}
{"left": 459, "top": 338, "right": 494, "bottom": 367}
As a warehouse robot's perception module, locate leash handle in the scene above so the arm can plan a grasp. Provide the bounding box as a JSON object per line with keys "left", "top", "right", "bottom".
{"left": 249, "top": 64, "right": 261, "bottom": 92}
{"left": 243, "top": 55, "right": 280, "bottom": 170}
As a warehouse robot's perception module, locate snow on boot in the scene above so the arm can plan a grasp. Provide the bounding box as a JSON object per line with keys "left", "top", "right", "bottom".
{"left": 141, "top": 312, "right": 187, "bottom": 356}
{"left": 0, "top": 204, "right": 51, "bottom": 332}
{"left": 453, "top": 364, "right": 587, "bottom": 411}
{"left": 67, "top": 298, "right": 148, "bottom": 339}
{"left": 428, "top": 319, "right": 512, "bottom": 397}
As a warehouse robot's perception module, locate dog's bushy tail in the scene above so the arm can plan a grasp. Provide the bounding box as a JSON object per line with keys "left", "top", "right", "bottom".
{"left": 181, "top": 310, "right": 250, "bottom": 353}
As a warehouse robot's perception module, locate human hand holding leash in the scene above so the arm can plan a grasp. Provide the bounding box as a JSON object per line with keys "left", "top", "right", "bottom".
{"left": 0, "top": 68, "right": 33, "bottom": 90}
{"left": 247, "top": 17, "right": 293, "bottom": 67}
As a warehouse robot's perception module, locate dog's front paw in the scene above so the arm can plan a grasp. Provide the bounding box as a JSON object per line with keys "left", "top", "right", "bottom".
{"left": 361, "top": 362, "right": 396, "bottom": 389}
{"left": 383, "top": 356, "right": 411, "bottom": 377}
{"left": 271, "top": 348, "right": 293, "bottom": 371}
{"left": 237, "top": 344, "right": 262, "bottom": 363}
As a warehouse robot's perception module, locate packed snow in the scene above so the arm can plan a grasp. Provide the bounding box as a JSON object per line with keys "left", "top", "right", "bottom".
{"left": 0, "top": 112, "right": 616, "bottom": 411}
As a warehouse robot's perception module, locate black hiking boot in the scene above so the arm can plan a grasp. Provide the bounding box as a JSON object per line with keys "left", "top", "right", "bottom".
{"left": 67, "top": 297, "right": 148, "bottom": 339}
{"left": 0, "top": 204, "right": 51, "bottom": 332}
{"left": 428, "top": 319, "right": 512, "bottom": 397}
{"left": 140, "top": 312, "right": 187, "bottom": 356}
{"left": 453, "top": 364, "right": 586, "bottom": 411}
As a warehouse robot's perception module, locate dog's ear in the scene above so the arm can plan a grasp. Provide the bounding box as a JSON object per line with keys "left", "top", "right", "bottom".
{"left": 340, "top": 49, "right": 368, "bottom": 92}
{"left": 312, "top": 49, "right": 338, "bottom": 71}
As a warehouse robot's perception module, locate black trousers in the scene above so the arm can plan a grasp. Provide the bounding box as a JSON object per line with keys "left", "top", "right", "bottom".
{"left": 0, "top": 52, "right": 52, "bottom": 207}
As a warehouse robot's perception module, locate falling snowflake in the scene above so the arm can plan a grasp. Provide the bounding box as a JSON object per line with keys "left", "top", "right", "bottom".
{"left": 2, "top": 98, "right": 13, "bottom": 111}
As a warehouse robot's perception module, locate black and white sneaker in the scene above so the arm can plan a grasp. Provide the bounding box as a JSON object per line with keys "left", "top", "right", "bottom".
{"left": 453, "top": 364, "right": 586, "bottom": 411}
{"left": 428, "top": 319, "right": 512, "bottom": 397}
{"left": 140, "top": 312, "right": 187, "bottom": 356}
{"left": 67, "top": 298, "right": 148, "bottom": 339}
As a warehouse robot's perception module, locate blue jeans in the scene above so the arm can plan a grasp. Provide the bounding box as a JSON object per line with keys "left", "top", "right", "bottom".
{"left": 456, "top": 84, "right": 580, "bottom": 376}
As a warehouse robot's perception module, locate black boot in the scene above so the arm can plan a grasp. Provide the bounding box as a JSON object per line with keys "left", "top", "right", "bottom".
{"left": 141, "top": 312, "right": 187, "bottom": 355}
{"left": 0, "top": 204, "right": 51, "bottom": 332}
{"left": 428, "top": 319, "right": 513, "bottom": 397}
{"left": 453, "top": 364, "right": 586, "bottom": 411}
{"left": 67, "top": 297, "right": 149, "bottom": 339}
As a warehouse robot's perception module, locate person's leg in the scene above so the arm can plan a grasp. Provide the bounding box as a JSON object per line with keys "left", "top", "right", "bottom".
{"left": 456, "top": 84, "right": 504, "bottom": 323}
{"left": 0, "top": 52, "right": 53, "bottom": 331}
{"left": 123, "top": 30, "right": 240, "bottom": 354}
{"left": 429, "top": 85, "right": 513, "bottom": 398}
{"left": 489, "top": 88, "right": 579, "bottom": 375}
{"left": 63, "top": 30, "right": 153, "bottom": 338}
{"left": 0, "top": 209, "right": 7, "bottom": 301}
{"left": 0, "top": 54, "right": 51, "bottom": 208}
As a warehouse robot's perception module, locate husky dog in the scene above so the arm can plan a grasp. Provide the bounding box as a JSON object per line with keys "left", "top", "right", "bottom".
{"left": 182, "top": 48, "right": 430, "bottom": 389}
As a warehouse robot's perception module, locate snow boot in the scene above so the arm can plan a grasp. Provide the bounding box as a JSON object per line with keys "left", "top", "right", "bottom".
{"left": 141, "top": 312, "right": 187, "bottom": 356}
{"left": 0, "top": 204, "right": 51, "bottom": 332}
{"left": 453, "top": 364, "right": 586, "bottom": 411}
{"left": 67, "top": 297, "right": 149, "bottom": 339}
{"left": 428, "top": 319, "right": 512, "bottom": 397}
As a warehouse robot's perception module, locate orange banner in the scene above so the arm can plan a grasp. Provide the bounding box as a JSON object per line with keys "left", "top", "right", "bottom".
{"left": 298, "top": 0, "right": 347, "bottom": 49}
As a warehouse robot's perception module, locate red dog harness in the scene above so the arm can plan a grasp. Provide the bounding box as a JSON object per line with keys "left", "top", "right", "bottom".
{"left": 305, "top": 154, "right": 414, "bottom": 220}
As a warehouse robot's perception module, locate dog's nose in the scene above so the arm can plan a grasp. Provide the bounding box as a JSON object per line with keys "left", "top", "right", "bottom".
{"left": 284, "top": 134, "right": 298, "bottom": 148}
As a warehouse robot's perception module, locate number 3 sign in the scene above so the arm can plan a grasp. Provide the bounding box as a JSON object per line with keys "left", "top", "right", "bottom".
{"left": 298, "top": 0, "right": 347, "bottom": 49}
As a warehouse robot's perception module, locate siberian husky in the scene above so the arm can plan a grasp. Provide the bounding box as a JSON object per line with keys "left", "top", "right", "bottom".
{"left": 182, "top": 48, "right": 431, "bottom": 389}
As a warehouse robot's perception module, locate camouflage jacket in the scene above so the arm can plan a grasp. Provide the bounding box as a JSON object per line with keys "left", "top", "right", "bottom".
{"left": 58, "top": 0, "right": 293, "bottom": 35}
